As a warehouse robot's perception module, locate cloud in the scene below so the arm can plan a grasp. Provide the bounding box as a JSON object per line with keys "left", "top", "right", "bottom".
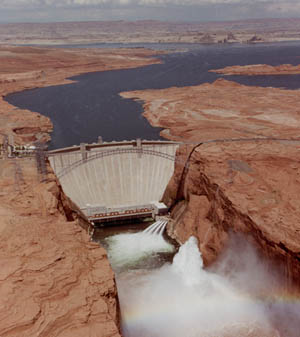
{"left": 0, "top": 0, "right": 288, "bottom": 9}
{"left": 1, "top": 0, "right": 300, "bottom": 22}
{"left": 266, "top": 2, "right": 300, "bottom": 14}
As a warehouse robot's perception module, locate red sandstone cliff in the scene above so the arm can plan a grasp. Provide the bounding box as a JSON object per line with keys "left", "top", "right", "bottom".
{"left": 162, "top": 142, "right": 300, "bottom": 286}
{"left": 122, "top": 79, "right": 300, "bottom": 287}
{"left": 0, "top": 45, "right": 164, "bottom": 337}
{"left": 0, "top": 159, "right": 121, "bottom": 336}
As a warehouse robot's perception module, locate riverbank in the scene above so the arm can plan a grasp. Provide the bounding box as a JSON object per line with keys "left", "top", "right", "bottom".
{"left": 211, "top": 63, "right": 300, "bottom": 75}
{"left": 0, "top": 45, "right": 162, "bottom": 336}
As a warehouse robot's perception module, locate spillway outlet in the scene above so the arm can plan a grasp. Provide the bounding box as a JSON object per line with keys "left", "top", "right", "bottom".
{"left": 84, "top": 202, "right": 169, "bottom": 226}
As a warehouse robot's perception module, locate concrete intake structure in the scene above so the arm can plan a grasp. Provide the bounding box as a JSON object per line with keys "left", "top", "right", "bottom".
{"left": 48, "top": 140, "right": 179, "bottom": 222}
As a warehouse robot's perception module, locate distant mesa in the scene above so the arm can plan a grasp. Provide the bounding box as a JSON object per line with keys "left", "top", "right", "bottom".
{"left": 199, "top": 33, "right": 215, "bottom": 44}
{"left": 218, "top": 32, "right": 238, "bottom": 44}
{"left": 227, "top": 32, "right": 237, "bottom": 41}
{"left": 247, "top": 34, "right": 264, "bottom": 43}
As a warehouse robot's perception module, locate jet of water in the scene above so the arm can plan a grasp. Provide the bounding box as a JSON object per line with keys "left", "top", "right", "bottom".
{"left": 118, "top": 236, "right": 277, "bottom": 337}
{"left": 143, "top": 220, "right": 168, "bottom": 235}
{"left": 105, "top": 220, "right": 174, "bottom": 272}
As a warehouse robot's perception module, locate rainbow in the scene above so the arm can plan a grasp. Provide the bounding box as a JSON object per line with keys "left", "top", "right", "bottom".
{"left": 120, "top": 285, "right": 300, "bottom": 333}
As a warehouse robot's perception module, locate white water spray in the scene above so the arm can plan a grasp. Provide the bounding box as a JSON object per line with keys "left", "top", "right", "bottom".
{"left": 105, "top": 220, "right": 174, "bottom": 272}
{"left": 172, "top": 236, "right": 204, "bottom": 286}
{"left": 117, "top": 236, "right": 277, "bottom": 337}
{"left": 143, "top": 220, "right": 168, "bottom": 235}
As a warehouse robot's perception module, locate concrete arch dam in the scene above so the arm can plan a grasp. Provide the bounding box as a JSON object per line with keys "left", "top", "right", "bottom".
{"left": 48, "top": 140, "right": 180, "bottom": 223}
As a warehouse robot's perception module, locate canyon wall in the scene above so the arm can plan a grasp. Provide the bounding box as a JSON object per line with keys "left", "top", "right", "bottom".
{"left": 0, "top": 158, "right": 121, "bottom": 336}
{"left": 122, "top": 78, "right": 300, "bottom": 287}
{"left": 163, "top": 141, "right": 300, "bottom": 287}
{"left": 0, "top": 45, "right": 163, "bottom": 337}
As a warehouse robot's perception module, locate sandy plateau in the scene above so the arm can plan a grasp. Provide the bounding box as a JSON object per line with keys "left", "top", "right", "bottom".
{"left": 211, "top": 64, "right": 300, "bottom": 75}
{"left": 121, "top": 78, "right": 300, "bottom": 141}
{"left": 121, "top": 75, "right": 300, "bottom": 287}
{"left": 0, "top": 46, "right": 161, "bottom": 337}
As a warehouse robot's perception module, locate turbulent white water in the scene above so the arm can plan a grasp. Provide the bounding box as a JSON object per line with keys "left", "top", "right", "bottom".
{"left": 172, "top": 236, "right": 204, "bottom": 286}
{"left": 117, "top": 236, "right": 276, "bottom": 337}
{"left": 105, "top": 220, "right": 174, "bottom": 272}
{"left": 102, "top": 222, "right": 300, "bottom": 337}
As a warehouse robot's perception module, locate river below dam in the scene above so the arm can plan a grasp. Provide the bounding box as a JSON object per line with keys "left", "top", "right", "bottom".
{"left": 5, "top": 41, "right": 300, "bottom": 149}
{"left": 94, "top": 221, "right": 300, "bottom": 337}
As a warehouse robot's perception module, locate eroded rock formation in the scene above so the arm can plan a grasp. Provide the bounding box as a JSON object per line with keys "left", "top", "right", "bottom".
{"left": 122, "top": 78, "right": 300, "bottom": 287}
{"left": 0, "top": 159, "right": 121, "bottom": 337}
{"left": 162, "top": 141, "right": 300, "bottom": 286}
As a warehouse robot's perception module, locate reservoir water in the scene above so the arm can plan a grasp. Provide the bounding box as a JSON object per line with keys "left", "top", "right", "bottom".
{"left": 5, "top": 41, "right": 300, "bottom": 149}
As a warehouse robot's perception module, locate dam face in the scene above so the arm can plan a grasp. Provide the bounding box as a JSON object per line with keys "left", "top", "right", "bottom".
{"left": 48, "top": 140, "right": 179, "bottom": 222}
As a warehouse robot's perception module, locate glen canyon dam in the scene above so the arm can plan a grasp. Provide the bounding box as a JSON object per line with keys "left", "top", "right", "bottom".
{"left": 48, "top": 140, "right": 179, "bottom": 222}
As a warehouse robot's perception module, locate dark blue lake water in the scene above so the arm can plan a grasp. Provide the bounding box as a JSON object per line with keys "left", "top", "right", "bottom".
{"left": 5, "top": 41, "right": 300, "bottom": 149}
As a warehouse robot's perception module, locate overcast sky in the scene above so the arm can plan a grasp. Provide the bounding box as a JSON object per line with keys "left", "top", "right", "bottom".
{"left": 0, "top": 0, "right": 299, "bottom": 23}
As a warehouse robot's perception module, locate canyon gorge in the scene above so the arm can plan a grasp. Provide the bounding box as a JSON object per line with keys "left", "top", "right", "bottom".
{"left": 1, "top": 41, "right": 300, "bottom": 336}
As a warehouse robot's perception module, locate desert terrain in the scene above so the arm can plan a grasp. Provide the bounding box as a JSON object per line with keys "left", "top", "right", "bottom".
{"left": 1, "top": 19, "right": 300, "bottom": 336}
{"left": 0, "top": 158, "right": 121, "bottom": 337}
{"left": 211, "top": 63, "right": 300, "bottom": 75}
{"left": 121, "top": 78, "right": 300, "bottom": 142}
{"left": 1, "top": 18, "right": 300, "bottom": 45}
{"left": 0, "top": 45, "right": 161, "bottom": 336}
